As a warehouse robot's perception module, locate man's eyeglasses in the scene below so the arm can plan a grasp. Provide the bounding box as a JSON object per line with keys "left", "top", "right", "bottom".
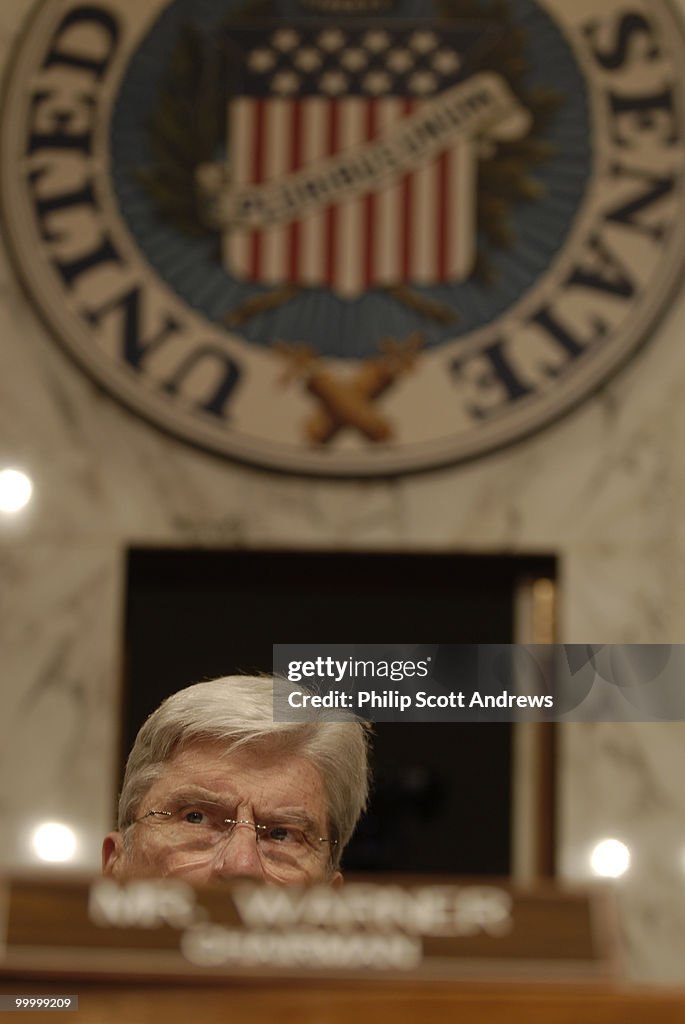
{"left": 132, "top": 801, "right": 338, "bottom": 881}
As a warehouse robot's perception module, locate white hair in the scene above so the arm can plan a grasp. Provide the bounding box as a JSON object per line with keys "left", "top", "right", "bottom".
{"left": 118, "top": 675, "right": 371, "bottom": 868}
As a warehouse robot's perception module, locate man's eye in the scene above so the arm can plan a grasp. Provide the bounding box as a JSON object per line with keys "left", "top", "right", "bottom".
{"left": 265, "top": 826, "right": 301, "bottom": 844}
{"left": 182, "top": 808, "right": 208, "bottom": 825}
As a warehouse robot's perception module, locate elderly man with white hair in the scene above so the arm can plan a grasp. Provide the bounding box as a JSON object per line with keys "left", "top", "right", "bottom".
{"left": 102, "top": 675, "right": 371, "bottom": 887}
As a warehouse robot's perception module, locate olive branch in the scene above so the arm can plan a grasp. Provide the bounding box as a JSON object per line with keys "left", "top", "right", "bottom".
{"left": 136, "top": 0, "right": 276, "bottom": 241}
{"left": 136, "top": 23, "right": 229, "bottom": 241}
{"left": 438, "top": 0, "right": 563, "bottom": 281}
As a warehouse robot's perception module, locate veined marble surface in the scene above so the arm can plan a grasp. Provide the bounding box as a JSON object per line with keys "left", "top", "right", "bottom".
{"left": 2, "top": 0, "right": 685, "bottom": 985}
{"left": 0, "top": 542, "right": 122, "bottom": 870}
{"left": 559, "top": 722, "right": 685, "bottom": 983}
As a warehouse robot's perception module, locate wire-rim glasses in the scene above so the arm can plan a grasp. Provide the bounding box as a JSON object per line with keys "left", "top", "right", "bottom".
{"left": 132, "top": 800, "right": 338, "bottom": 881}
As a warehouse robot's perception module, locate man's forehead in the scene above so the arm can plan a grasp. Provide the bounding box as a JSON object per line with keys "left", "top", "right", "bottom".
{"left": 145, "top": 738, "right": 327, "bottom": 816}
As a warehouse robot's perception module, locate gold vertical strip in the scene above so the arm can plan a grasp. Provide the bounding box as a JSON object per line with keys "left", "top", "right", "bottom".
{"left": 512, "top": 575, "right": 558, "bottom": 881}
{"left": 532, "top": 577, "right": 557, "bottom": 645}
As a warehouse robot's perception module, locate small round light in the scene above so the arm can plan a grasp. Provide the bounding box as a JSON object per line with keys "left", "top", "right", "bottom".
{"left": 0, "top": 468, "right": 33, "bottom": 513}
{"left": 32, "top": 822, "right": 78, "bottom": 863}
{"left": 590, "top": 838, "right": 631, "bottom": 878}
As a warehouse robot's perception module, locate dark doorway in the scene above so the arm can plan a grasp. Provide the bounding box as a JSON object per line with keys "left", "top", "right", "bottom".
{"left": 123, "top": 548, "right": 556, "bottom": 875}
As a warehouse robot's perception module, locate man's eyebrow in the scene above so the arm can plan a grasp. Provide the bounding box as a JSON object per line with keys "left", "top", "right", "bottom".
{"left": 156, "top": 786, "right": 228, "bottom": 807}
{"left": 256, "top": 808, "right": 321, "bottom": 834}
{"left": 149, "top": 788, "right": 324, "bottom": 833}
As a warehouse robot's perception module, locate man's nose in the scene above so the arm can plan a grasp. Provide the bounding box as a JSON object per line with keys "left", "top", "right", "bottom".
{"left": 209, "top": 822, "right": 266, "bottom": 881}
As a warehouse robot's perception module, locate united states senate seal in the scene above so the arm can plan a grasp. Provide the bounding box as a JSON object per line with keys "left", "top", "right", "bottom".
{"left": 2, "top": 0, "right": 685, "bottom": 475}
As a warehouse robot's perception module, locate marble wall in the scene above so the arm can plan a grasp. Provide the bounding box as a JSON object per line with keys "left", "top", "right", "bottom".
{"left": 2, "top": 0, "right": 685, "bottom": 984}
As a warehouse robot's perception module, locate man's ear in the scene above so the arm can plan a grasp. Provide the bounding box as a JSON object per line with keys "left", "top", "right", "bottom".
{"left": 102, "top": 831, "right": 125, "bottom": 876}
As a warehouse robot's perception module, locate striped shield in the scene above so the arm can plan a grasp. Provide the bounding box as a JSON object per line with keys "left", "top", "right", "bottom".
{"left": 221, "top": 24, "right": 483, "bottom": 298}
